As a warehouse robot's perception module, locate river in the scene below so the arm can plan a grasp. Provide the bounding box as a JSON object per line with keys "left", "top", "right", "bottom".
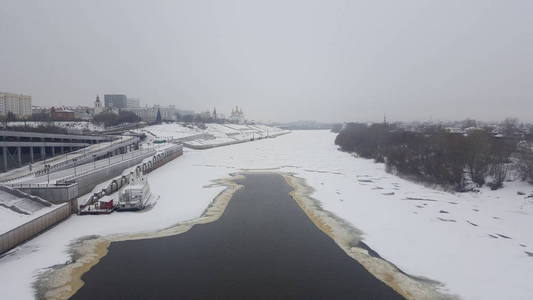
{"left": 71, "top": 173, "right": 403, "bottom": 299}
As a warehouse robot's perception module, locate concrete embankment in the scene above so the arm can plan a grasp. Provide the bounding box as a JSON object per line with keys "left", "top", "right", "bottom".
{"left": 0, "top": 204, "right": 72, "bottom": 255}
{"left": 0, "top": 144, "right": 183, "bottom": 255}
{"left": 0, "top": 187, "right": 72, "bottom": 254}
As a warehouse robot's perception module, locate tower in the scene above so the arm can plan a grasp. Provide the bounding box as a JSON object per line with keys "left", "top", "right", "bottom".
{"left": 94, "top": 95, "right": 103, "bottom": 115}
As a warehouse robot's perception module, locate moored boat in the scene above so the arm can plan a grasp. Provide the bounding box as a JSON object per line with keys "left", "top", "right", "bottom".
{"left": 116, "top": 176, "right": 151, "bottom": 211}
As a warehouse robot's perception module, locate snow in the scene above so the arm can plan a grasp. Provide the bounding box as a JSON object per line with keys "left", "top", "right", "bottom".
{"left": 6, "top": 121, "right": 105, "bottom": 132}
{"left": 141, "top": 123, "right": 202, "bottom": 139}
{"left": 141, "top": 123, "right": 289, "bottom": 148}
{"left": 1, "top": 130, "right": 533, "bottom": 299}
{"left": 0, "top": 195, "right": 65, "bottom": 235}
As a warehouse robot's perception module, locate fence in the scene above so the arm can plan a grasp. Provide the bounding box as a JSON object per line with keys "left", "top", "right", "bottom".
{"left": 33, "top": 136, "right": 140, "bottom": 176}
{"left": 142, "top": 144, "right": 183, "bottom": 174}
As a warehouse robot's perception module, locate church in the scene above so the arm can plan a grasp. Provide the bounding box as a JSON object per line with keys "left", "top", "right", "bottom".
{"left": 229, "top": 106, "right": 245, "bottom": 123}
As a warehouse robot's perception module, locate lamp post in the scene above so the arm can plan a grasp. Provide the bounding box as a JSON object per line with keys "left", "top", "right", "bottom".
{"left": 43, "top": 141, "right": 47, "bottom": 164}
{"left": 73, "top": 158, "right": 77, "bottom": 176}
{"left": 93, "top": 154, "right": 96, "bottom": 169}
{"left": 45, "top": 164, "right": 50, "bottom": 184}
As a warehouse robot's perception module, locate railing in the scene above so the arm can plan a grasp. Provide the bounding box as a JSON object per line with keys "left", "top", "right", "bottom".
{"left": 8, "top": 183, "right": 56, "bottom": 188}
{"left": 57, "top": 148, "right": 156, "bottom": 184}
{"left": 32, "top": 136, "right": 140, "bottom": 177}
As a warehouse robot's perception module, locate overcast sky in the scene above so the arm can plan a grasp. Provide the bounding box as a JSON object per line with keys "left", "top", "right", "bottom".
{"left": 1, "top": 1, "right": 532, "bottom": 123}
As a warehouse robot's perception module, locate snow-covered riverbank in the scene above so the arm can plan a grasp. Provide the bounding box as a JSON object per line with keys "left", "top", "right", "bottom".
{"left": 1, "top": 130, "right": 532, "bottom": 299}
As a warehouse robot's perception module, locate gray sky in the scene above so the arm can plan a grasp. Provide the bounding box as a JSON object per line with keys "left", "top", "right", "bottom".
{"left": 1, "top": 0, "right": 532, "bottom": 123}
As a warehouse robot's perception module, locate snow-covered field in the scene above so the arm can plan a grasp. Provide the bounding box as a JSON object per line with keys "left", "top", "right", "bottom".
{"left": 141, "top": 123, "right": 202, "bottom": 139}
{"left": 1, "top": 130, "right": 532, "bottom": 299}
{"left": 141, "top": 123, "right": 289, "bottom": 148}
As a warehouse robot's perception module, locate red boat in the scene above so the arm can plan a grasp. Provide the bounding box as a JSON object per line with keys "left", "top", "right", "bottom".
{"left": 79, "top": 199, "right": 115, "bottom": 215}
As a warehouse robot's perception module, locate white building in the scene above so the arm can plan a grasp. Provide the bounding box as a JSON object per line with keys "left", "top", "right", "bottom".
{"left": 94, "top": 95, "right": 104, "bottom": 115}
{"left": 0, "top": 92, "right": 32, "bottom": 118}
{"left": 123, "top": 105, "right": 177, "bottom": 122}
{"left": 229, "top": 106, "right": 245, "bottom": 123}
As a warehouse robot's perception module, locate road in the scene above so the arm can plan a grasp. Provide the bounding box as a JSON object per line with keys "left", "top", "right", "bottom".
{"left": 12, "top": 148, "right": 153, "bottom": 185}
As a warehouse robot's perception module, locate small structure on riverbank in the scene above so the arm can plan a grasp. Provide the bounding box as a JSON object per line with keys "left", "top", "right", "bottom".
{"left": 117, "top": 172, "right": 151, "bottom": 211}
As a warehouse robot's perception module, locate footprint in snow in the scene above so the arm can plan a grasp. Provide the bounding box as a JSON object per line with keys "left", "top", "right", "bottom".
{"left": 372, "top": 186, "right": 384, "bottom": 190}
{"left": 358, "top": 179, "right": 373, "bottom": 183}
{"left": 382, "top": 192, "right": 395, "bottom": 196}
{"left": 497, "top": 233, "right": 511, "bottom": 239}
{"left": 493, "top": 216, "right": 500, "bottom": 220}
{"left": 520, "top": 244, "right": 527, "bottom": 248}
{"left": 466, "top": 220, "right": 479, "bottom": 227}
{"left": 472, "top": 209, "right": 479, "bottom": 212}
{"left": 488, "top": 234, "right": 498, "bottom": 239}
{"left": 404, "top": 197, "right": 438, "bottom": 202}
{"left": 439, "top": 210, "right": 449, "bottom": 214}
{"left": 437, "top": 217, "right": 456, "bottom": 222}
{"left": 524, "top": 251, "right": 533, "bottom": 257}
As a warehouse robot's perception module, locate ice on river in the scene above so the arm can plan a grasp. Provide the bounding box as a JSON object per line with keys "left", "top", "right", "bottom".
{"left": 1, "top": 130, "right": 533, "bottom": 300}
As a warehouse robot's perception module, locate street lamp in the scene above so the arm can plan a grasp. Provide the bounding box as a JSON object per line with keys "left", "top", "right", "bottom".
{"left": 92, "top": 154, "right": 96, "bottom": 169}
{"left": 43, "top": 141, "right": 47, "bottom": 164}
{"left": 45, "top": 164, "right": 50, "bottom": 184}
{"left": 73, "top": 158, "right": 78, "bottom": 176}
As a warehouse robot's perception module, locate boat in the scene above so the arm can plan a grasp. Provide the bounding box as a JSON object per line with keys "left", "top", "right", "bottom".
{"left": 116, "top": 176, "right": 151, "bottom": 211}
{"left": 79, "top": 199, "right": 114, "bottom": 215}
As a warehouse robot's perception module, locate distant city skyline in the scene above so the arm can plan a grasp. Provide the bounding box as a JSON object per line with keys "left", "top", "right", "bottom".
{"left": 1, "top": 1, "right": 532, "bottom": 123}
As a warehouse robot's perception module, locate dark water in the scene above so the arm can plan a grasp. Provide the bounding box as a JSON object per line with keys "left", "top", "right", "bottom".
{"left": 72, "top": 174, "right": 403, "bottom": 300}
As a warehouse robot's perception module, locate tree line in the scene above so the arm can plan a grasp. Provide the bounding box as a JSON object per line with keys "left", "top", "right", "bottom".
{"left": 335, "top": 122, "right": 533, "bottom": 191}
{"left": 93, "top": 111, "right": 141, "bottom": 127}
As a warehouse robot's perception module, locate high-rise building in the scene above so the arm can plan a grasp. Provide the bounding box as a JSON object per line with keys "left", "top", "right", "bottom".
{"left": 127, "top": 98, "right": 140, "bottom": 108}
{"left": 0, "top": 92, "right": 32, "bottom": 118}
{"left": 104, "top": 94, "right": 128, "bottom": 109}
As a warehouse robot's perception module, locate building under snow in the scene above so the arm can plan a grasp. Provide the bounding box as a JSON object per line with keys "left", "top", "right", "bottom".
{"left": 0, "top": 92, "right": 32, "bottom": 118}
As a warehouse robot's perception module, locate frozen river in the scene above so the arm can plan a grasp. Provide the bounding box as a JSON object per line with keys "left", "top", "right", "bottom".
{"left": 2, "top": 130, "right": 532, "bottom": 300}
{"left": 71, "top": 173, "right": 403, "bottom": 299}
